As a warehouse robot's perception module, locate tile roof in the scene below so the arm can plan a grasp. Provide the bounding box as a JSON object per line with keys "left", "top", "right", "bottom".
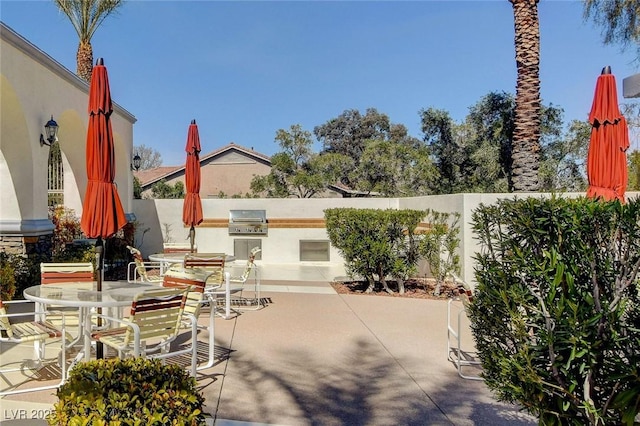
{"left": 134, "top": 166, "right": 182, "bottom": 186}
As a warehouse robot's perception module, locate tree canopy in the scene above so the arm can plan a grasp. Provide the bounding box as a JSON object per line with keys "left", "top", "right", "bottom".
{"left": 419, "top": 92, "right": 588, "bottom": 194}
{"left": 256, "top": 94, "right": 590, "bottom": 198}
{"left": 55, "top": 0, "right": 125, "bottom": 82}
{"left": 250, "top": 125, "right": 350, "bottom": 198}
{"left": 583, "top": 0, "right": 640, "bottom": 60}
{"left": 151, "top": 180, "right": 184, "bottom": 199}
{"left": 133, "top": 144, "right": 162, "bottom": 170}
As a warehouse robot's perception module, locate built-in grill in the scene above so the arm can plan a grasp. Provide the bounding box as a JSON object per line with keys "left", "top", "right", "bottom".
{"left": 228, "top": 210, "right": 268, "bottom": 235}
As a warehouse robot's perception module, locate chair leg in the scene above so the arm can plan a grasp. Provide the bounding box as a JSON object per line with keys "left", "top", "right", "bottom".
{"left": 447, "top": 299, "right": 482, "bottom": 381}
{"left": 190, "top": 317, "right": 198, "bottom": 377}
{"left": 197, "top": 296, "right": 216, "bottom": 371}
{"left": 0, "top": 334, "right": 68, "bottom": 396}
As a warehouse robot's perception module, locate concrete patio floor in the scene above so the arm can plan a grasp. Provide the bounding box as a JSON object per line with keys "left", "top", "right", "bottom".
{"left": 0, "top": 263, "right": 536, "bottom": 425}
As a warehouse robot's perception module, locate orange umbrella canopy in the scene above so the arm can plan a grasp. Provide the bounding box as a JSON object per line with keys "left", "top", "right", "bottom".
{"left": 182, "top": 119, "right": 203, "bottom": 228}
{"left": 80, "top": 58, "right": 127, "bottom": 239}
{"left": 586, "top": 67, "right": 630, "bottom": 202}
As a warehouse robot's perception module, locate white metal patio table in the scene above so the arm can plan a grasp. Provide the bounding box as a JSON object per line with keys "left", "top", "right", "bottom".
{"left": 23, "top": 281, "right": 159, "bottom": 361}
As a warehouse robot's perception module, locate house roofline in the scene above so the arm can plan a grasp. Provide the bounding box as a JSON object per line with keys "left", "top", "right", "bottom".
{"left": 137, "top": 142, "right": 272, "bottom": 189}
{"left": 1, "top": 22, "right": 137, "bottom": 124}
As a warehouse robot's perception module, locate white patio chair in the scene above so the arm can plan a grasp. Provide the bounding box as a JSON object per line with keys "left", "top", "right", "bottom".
{"left": 39, "top": 262, "right": 95, "bottom": 340}
{"left": 163, "top": 266, "right": 217, "bottom": 371}
{"left": 182, "top": 253, "right": 239, "bottom": 319}
{"left": 226, "top": 247, "right": 263, "bottom": 311}
{"left": 446, "top": 275, "right": 482, "bottom": 380}
{"left": 126, "top": 245, "right": 164, "bottom": 283}
{"left": 90, "top": 287, "right": 198, "bottom": 376}
{"left": 0, "top": 299, "right": 70, "bottom": 396}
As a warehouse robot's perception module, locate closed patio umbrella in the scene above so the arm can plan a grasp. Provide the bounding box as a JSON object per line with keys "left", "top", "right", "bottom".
{"left": 80, "top": 58, "right": 127, "bottom": 358}
{"left": 586, "top": 66, "right": 630, "bottom": 202}
{"left": 182, "top": 119, "right": 203, "bottom": 252}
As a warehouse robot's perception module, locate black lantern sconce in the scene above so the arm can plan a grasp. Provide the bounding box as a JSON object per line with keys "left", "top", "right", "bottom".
{"left": 39, "top": 115, "right": 59, "bottom": 147}
{"left": 131, "top": 153, "right": 141, "bottom": 171}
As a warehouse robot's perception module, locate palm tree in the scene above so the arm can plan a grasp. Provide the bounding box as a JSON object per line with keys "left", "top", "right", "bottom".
{"left": 54, "top": 0, "right": 125, "bottom": 83}
{"left": 509, "top": 0, "right": 542, "bottom": 191}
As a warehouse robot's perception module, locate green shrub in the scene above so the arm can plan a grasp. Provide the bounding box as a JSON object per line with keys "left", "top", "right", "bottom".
{"left": 324, "top": 208, "right": 425, "bottom": 293}
{"left": 0, "top": 254, "right": 16, "bottom": 301}
{"left": 418, "top": 209, "right": 461, "bottom": 295}
{"left": 469, "top": 196, "right": 640, "bottom": 425}
{"left": 47, "top": 357, "right": 206, "bottom": 426}
{"left": 49, "top": 206, "right": 85, "bottom": 259}
{"left": 0, "top": 252, "right": 47, "bottom": 301}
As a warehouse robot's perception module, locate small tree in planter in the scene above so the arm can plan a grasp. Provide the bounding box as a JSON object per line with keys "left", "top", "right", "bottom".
{"left": 47, "top": 357, "right": 206, "bottom": 425}
{"left": 469, "top": 196, "right": 640, "bottom": 425}
{"left": 418, "top": 209, "right": 460, "bottom": 296}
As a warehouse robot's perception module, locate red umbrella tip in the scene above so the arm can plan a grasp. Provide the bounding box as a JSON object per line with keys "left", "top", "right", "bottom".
{"left": 601, "top": 66, "right": 611, "bottom": 75}
{"left": 191, "top": 119, "right": 196, "bottom": 124}
{"left": 96, "top": 58, "right": 104, "bottom": 66}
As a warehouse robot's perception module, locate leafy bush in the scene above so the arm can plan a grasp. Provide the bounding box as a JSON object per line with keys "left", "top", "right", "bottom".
{"left": 49, "top": 205, "right": 138, "bottom": 280}
{"left": 0, "top": 254, "right": 16, "bottom": 301}
{"left": 469, "top": 196, "right": 640, "bottom": 425}
{"left": 151, "top": 179, "right": 185, "bottom": 199}
{"left": 49, "top": 206, "right": 85, "bottom": 260}
{"left": 48, "top": 357, "right": 206, "bottom": 425}
{"left": 418, "top": 209, "right": 461, "bottom": 295}
{"left": 0, "top": 252, "right": 47, "bottom": 301}
{"left": 325, "top": 208, "right": 425, "bottom": 293}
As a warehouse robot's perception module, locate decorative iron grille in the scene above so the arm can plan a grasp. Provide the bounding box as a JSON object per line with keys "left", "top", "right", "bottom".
{"left": 47, "top": 141, "right": 64, "bottom": 207}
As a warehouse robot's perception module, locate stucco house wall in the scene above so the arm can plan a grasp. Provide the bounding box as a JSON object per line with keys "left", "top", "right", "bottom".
{"left": 0, "top": 22, "right": 136, "bottom": 253}
{"left": 138, "top": 144, "right": 272, "bottom": 199}
{"left": 137, "top": 142, "right": 348, "bottom": 199}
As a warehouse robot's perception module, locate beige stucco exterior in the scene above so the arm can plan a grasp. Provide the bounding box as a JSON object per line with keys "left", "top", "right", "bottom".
{"left": 0, "top": 23, "right": 136, "bottom": 238}
{"left": 137, "top": 142, "right": 351, "bottom": 199}
{"left": 138, "top": 144, "right": 272, "bottom": 199}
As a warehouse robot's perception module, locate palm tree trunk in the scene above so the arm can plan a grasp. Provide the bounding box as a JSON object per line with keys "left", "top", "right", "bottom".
{"left": 77, "top": 41, "right": 93, "bottom": 83}
{"left": 510, "top": 0, "right": 542, "bottom": 192}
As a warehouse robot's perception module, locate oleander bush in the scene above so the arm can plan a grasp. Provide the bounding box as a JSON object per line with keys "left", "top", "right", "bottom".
{"left": 47, "top": 357, "right": 206, "bottom": 426}
{"left": 324, "top": 208, "right": 460, "bottom": 295}
{"left": 325, "top": 208, "right": 425, "bottom": 294}
{"left": 469, "top": 196, "right": 640, "bottom": 425}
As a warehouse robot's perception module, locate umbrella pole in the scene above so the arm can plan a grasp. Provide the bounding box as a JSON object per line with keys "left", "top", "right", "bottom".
{"left": 95, "top": 237, "right": 104, "bottom": 359}
{"left": 189, "top": 226, "right": 195, "bottom": 253}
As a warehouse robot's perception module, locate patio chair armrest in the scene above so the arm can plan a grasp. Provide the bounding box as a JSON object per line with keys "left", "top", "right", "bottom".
{"left": 2, "top": 299, "right": 35, "bottom": 306}
{"left": 1, "top": 310, "right": 66, "bottom": 324}
{"left": 89, "top": 314, "right": 142, "bottom": 355}
{"left": 181, "top": 312, "right": 197, "bottom": 327}
{"left": 180, "top": 312, "right": 198, "bottom": 345}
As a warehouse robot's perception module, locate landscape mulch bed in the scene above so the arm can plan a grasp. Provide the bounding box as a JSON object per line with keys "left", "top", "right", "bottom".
{"left": 330, "top": 278, "right": 459, "bottom": 300}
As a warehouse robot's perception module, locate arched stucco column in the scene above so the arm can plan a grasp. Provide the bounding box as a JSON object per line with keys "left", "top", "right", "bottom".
{"left": 0, "top": 75, "right": 54, "bottom": 256}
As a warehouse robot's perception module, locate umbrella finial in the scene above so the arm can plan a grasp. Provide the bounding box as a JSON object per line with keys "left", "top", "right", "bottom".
{"left": 191, "top": 119, "right": 196, "bottom": 124}
{"left": 96, "top": 58, "right": 104, "bottom": 66}
{"left": 601, "top": 65, "right": 611, "bottom": 75}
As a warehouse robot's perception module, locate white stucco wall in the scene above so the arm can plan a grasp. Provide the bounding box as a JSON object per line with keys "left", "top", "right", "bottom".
{"left": 131, "top": 195, "right": 501, "bottom": 283}
{"left": 132, "top": 193, "right": 640, "bottom": 286}
{"left": 132, "top": 198, "right": 399, "bottom": 264}
{"left": 0, "top": 23, "right": 136, "bottom": 236}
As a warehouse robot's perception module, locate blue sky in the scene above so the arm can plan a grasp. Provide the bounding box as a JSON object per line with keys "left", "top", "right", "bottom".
{"left": 2, "top": 0, "right": 638, "bottom": 165}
